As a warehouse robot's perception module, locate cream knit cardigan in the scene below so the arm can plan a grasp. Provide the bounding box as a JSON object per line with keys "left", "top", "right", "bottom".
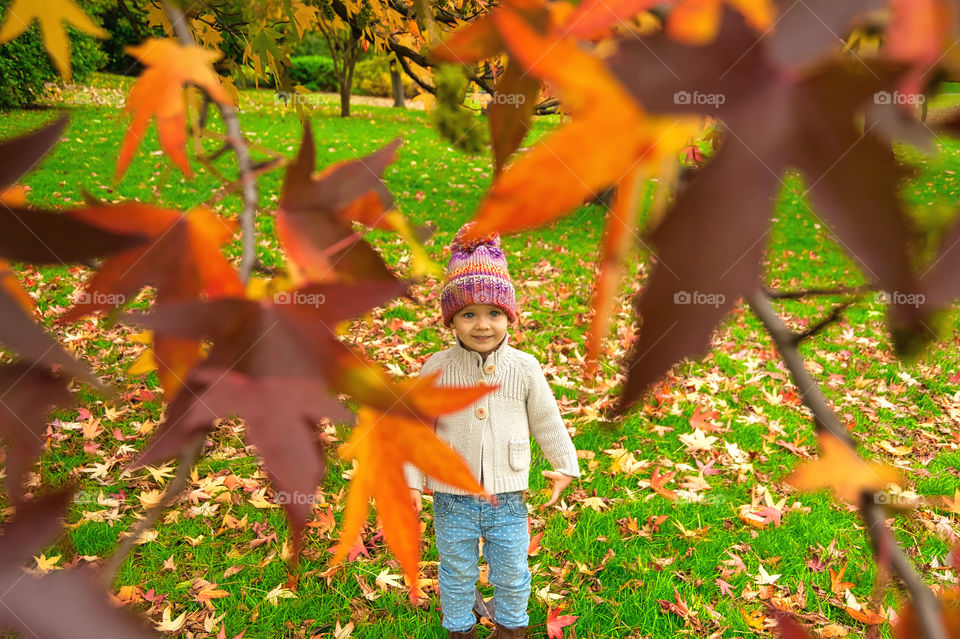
{"left": 404, "top": 333, "right": 580, "bottom": 495}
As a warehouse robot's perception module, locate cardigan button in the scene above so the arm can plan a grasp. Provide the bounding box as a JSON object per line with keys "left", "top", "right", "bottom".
{"left": 483, "top": 363, "right": 496, "bottom": 375}
{"left": 475, "top": 406, "right": 487, "bottom": 419}
{"left": 477, "top": 380, "right": 488, "bottom": 386}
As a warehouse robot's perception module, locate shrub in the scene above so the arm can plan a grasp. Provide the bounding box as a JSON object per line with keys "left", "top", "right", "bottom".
{"left": 289, "top": 55, "right": 338, "bottom": 92}
{"left": 352, "top": 57, "right": 416, "bottom": 98}
{"left": 0, "top": 0, "right": 106, "bottom": 109}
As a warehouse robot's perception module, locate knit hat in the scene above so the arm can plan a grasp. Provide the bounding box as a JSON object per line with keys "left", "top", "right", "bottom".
{"left": 440, "top": 222, "right": 517, "bottom": 327}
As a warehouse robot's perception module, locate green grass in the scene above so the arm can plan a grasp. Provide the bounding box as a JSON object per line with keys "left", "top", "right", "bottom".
{"left": 1, "top": 76, "right": 959, "bottom": 638}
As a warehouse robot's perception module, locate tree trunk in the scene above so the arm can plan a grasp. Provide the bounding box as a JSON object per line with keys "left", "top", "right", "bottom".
{"left": 391, "top": 66, "right": 405, "bottom": 108}
{"left": 338, "top": 32, "right": 361, "bottom": 118}
{"left": 340, "top": 82, "right": 351, "bottom": 117}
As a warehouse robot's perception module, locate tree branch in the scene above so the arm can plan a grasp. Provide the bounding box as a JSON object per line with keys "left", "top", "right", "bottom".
{"left": 764, "top": 285, "right": 866, "bottom": 299}
{"left": 792, "top": 299, "right": 855, "bottom": 344}
{"left": 860, "top": 494, "right": 948, "bottom": 639}
{"left": 745, "top": 288, "right": 853, "bottom": 444}
{"left": 163, "top": 0, "right": 259, "bottom": 282}
{"left": 746, "top": 287, "right": 948, "bottom": 639}
{"left": 116, "top": 0, "right": 143, "bottom": 42}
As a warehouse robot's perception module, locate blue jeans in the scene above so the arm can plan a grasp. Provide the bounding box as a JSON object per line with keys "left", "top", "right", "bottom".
{"left": 432, "top": 491, "right": 530, "bottom": 632}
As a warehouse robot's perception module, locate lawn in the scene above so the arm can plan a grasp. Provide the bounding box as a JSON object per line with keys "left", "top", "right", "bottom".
{"left": 1, "top": 74, "right": 959, "bottom": 638}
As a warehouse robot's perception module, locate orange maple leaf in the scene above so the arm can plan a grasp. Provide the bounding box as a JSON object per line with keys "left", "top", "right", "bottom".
{"left": 895, "top": 587, "right": 960, "bottom": 638}
{"left": 829, "top": 563, "right": 855, "bottom": 595}
{"left": 117, "top": 38, "right": 234, "bottom": 180}
{"left": 557, "top": 0, "right": 774, "bottom": 44}
{"left": 559, "top": 0, "right": 663, "bottom": 40}
{"left": 786, "top": 432, "right": 901, "bottom": 503}
{"left": 331, "top": 371, "right": 493, "bottom": 592}
{"left": 434, "top": 1, "right": 700, "bottom": 375}
{"left": 457, "top": 6, "right": 699, "bottom": 240}
{"left": 666, "top": 0, "right": 775, "bottom": 44}
{"left": 650, "top": 467, "right": 678, "bottom": 500}
{"left": 584, "top": 168, "right": 643, "bottom": 376}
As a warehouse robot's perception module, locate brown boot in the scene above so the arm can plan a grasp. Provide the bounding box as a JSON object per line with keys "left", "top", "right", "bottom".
{"left": 492, "top": 624, "right": 526, "bottom": 638}
{"left": 447, "top": 627, "right": 476, "bottom": 639}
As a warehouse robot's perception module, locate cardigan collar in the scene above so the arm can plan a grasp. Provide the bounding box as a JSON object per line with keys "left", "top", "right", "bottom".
{"left": 452, "top": 332, "right": 510, "bottom": 371}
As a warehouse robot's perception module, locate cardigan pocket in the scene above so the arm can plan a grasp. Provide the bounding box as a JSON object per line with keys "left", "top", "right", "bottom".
{"left": 508, "top": 438, "right": 531, "bottom": 472}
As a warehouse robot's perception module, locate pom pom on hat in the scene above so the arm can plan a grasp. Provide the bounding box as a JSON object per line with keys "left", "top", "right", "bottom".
{"left": 450, "top": 221, "right": 500, "bottom": 254}
{"left": 440, "top": 222, "right": 517, "bottom": 327}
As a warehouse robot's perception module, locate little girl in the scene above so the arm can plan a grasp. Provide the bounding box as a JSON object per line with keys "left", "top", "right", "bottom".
{"left": 405, "top": 223, "right": 580, "bottom": 638}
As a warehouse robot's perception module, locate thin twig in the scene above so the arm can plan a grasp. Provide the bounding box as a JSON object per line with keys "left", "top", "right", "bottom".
{"left": 746, "top": 288, "right": 948, "bottom": 639}
{"left": 745, "top": 288, "right": 852, "bottom": 444}
{"left": 792, "top": 299, "right": 855, "bottom": 344}
{"left": 764, "top": 285, "right": 866, "bottom": 299}
{"left": 163, "top": 0, "right": 258, "bottom": 283}
{"left": 98, "top": 433, "right": 204, "bottom": 587}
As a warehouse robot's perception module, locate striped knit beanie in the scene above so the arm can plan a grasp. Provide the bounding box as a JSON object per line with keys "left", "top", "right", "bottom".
{"left": 441, "top": 222, "right": 517, "bottom": 327}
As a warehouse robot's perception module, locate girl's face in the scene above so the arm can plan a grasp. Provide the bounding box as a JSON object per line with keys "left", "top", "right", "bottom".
{"left": 452, "top": 304, "right": 509, "bottom": 356}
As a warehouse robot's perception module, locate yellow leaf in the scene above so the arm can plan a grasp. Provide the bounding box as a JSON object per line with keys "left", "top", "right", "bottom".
{"left": 786, "top": 432, "right": 902, "bottom": 502}
{"left": 877, "top": 439, "right": 912, "bottom": 456}
{"left": 384, "top": 210, "right": 443, "bottom": 278}
{"left": 143, "top": 463, "right": 176, "bottom": 483}
{"left": 144, "top": 3, "right": 172, "bottom": 35}
{"left": 411, "top": 91, "right": 437, "bottom": 113}
{"left": 290, "top": 1, "right": 320, "bottom": 39}
{"left": 34, "top": 553, "right": 61, "bottom": 573}
{"left": 192, "top": 16, "right": 223, "bottom": 49}
{"left": 138, "top": 489, "right": 165, "bottom": 509}
{"left": 375, "top": 568, "right": 403, "bottom": 591}
{"left": 667, "top": 0, "right": 775, "bottom": 45}
{"left": 220, "top": 74, "right": 240, "bottom": 106}
{"left": 0, "top": 0, "right": 107, "bottom": 80}
{"left": 127, "top": 347, "right": 157, "bottom": 375}
{"left": 264, "top": 584, "right": 297, "bottom": 605}
{"left": 155, "top": 606, "right": 187, "bottom": 632}
{"left": 248, "top": 489, "right": 278, "bottom": 509}
{"left": 581, "top": 496, "right": 607, "bottom": 511}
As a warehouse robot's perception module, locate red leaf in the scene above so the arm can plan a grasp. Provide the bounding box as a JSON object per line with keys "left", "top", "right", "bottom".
{"left": 546, "top": 605, "right": 578, "bottom": 639}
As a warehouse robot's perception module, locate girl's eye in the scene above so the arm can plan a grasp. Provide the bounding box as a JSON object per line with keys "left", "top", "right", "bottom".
{"left": 490, "top": 310, "right": 500, "bottom": 317}
{"left": 463, "top": 312, "right": 474, "bottom": 318}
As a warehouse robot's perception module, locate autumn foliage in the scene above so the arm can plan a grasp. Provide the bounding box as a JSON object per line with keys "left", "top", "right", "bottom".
{"left": 2, "top": 0, "right": 960, "bottom": 637}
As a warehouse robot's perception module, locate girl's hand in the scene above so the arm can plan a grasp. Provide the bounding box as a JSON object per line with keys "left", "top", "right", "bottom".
{"left": 541, "top": 471, "right": 573, "bottom": 509}
{"left": 410, "top": 488, "right": 422, "bottom": 514}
